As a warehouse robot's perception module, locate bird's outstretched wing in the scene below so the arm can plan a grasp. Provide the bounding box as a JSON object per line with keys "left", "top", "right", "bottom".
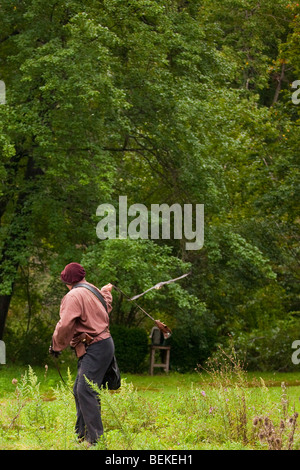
{"left": 129, "top": 272, "right": 191, "bottom": 301}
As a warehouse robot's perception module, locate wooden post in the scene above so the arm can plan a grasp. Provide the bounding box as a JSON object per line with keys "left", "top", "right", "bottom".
{"left": 149, "top": 345, "right": 171, "bottom": 375}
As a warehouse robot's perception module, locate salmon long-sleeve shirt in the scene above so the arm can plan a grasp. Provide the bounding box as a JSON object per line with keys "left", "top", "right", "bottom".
{"left": 52, "top": 282, "right": 113, "bottom": 354}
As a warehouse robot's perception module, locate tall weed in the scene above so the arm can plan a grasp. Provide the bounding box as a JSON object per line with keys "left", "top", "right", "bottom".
{"left": 85, "top": 378, "right": 157, "bottom": 450}
{"left": 196, "top": 346, "right": 299, "bottom": 449}
{"left": 1, "top": 366, "right": 76, "bottom": 449}
{"left": 0, "top": 361, "right": 299, "bottom": 450}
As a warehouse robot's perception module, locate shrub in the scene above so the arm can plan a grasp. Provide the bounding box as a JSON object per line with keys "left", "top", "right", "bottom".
{"left": 228, "top": 318, "right": 300, "bottom": 371}
{"left": 167, "top": 325, "right": 216, "bottom": 372}
{"left": 4, "top": 321, "right": 53, "bottom": 365}
{"left": 110, "top": 325, "right": 149, "bottom": 373}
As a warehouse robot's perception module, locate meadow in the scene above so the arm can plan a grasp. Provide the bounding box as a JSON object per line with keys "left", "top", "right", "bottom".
{"left": 0, "top": 355, "right": 299, "bottom": 451}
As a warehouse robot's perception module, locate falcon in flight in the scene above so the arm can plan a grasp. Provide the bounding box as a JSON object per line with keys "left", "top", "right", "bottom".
{"left": 129, "top": 272, "right": 191, "bottom": 301}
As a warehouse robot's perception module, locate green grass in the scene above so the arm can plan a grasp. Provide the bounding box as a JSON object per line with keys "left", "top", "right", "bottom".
{"left": 0, "top": 360, "right": 299, "bottom": 450}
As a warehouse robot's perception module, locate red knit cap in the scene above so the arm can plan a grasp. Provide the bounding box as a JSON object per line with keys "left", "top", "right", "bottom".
{"left": 60, "top": 262, "right": 86, "bottom": 284}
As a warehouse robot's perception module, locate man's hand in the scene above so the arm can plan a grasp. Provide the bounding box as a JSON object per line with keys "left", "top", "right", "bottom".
{"left": 49, "top": 345, "right": 61, "bottom": 358}
{"left": 155, "top": 320, "right": 172, "bottom": 339}
{"left": 101, "top": 283, "right": 113, "bottom": 292}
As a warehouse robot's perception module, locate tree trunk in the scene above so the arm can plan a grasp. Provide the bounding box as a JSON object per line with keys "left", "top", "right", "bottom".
{"left": 272, "top": 63, "right": 286, "bottom": 106}
{"left": 0, "top": 154, "right": 39, "bottom": 339}
{"left": 0, "top": 292, "right": 13, "bottom": 339}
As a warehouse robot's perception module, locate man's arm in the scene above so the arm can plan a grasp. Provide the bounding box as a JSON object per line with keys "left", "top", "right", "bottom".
{"left": 51, "top": 293, "right": 82, "bottom": 352}
{"left": 100, "top": 283, "right": 113, "bottom": 314}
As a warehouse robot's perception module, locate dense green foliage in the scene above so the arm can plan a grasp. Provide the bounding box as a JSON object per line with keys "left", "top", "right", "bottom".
{"left": 0, "top": 0, "right": 299, "bottom": 370}
{"left": 110, "top": 324, "right": 149, "bottom": 372}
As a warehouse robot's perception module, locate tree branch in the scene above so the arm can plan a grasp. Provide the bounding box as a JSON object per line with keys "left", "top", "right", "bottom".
{"left": 271, "top": 63, "right": 286, "bottom": 106}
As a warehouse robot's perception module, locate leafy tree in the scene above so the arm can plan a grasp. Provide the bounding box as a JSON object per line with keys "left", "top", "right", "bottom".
{"left": 0, "top": 0, "right": 298, "bottom": 370}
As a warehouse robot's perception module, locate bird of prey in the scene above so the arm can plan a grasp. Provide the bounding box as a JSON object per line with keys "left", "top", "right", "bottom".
{"left": 129, "top": 272, "right": 191, "bottom": 301}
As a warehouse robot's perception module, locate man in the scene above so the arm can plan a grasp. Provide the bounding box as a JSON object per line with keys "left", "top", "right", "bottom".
{"left": 49, "top": 262, "right": 114, "bottom": 446}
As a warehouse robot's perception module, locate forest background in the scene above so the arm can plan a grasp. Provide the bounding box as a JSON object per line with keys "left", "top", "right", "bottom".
{"left": 0, "top": 0, "right": 299, "bottom": 373}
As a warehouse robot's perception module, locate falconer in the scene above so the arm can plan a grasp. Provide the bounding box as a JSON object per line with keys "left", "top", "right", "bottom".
{"left": 49, "top": 262, "right": 114, "bottom": 447}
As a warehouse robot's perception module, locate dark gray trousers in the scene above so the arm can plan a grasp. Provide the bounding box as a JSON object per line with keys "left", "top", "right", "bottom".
{"left": 73, "top": 336, "right": 115, "bottom": 444}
